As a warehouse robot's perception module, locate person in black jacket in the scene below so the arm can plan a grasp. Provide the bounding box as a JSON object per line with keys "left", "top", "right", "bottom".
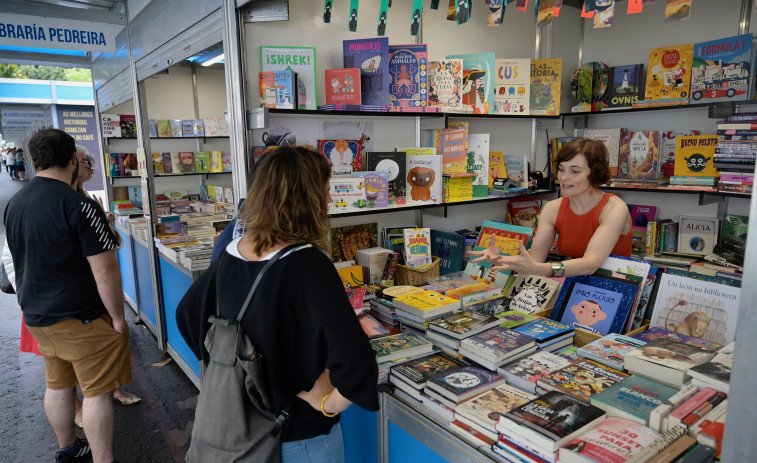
{"left": 177, "top": 146, "right": 378, "bottom": 462}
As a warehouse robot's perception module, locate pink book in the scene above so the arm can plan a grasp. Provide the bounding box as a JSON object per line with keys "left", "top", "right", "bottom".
{"left": 668, "top": 388, "right": 716, "bottom": 426}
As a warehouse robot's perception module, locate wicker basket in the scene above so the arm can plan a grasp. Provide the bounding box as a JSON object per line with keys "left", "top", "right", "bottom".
{"left": 394, "top": 256, "right": 441, "bottom": 286}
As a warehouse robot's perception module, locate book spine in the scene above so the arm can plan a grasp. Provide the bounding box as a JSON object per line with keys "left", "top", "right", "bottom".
{"left": 724, "top": 114, "right": 757, "bottom": 122}
{"left": 495, "top": 423, "right": 556, "bottom": 461}
{"left": 626, "top": 425, "right": 688, "bottom": 463}
{"left": 688, "top": 399, "right": 728, "bottom": 437}
{"left": 651, "top": 383, "right": 699, "bottom": 432}
{"left": 717, "top": 129, "right": 757, "bottom": 136}
{"left": 680, "top": 392, "right": 727, "bottom": 428}
{"left": 669, "top": 388, "right": 717, "bottom": 428}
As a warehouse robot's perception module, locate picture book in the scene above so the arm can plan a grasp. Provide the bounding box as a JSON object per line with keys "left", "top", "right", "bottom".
{"left": 170, "top": 119, "right": 183, "bottom": 137}
{"left": 324, "top": 68, "right": 361, "bottom": 105}
{"left": 392, "top": 290, "right": 460, "bottom": 319}
{"left": 459, "top": 326, "right": 536, "bottom": 362}
{"left": 427, "top": 311, "right": 501, "bottom": 339}
{"left": 464, "top": 221, "right": 533, "bottom": 284}
{"left": 513, "top": 319, "right": 574, "bottom": 344}
{"left": 590, "top": 376, "right": 678, "bottom": 426}
{"left": 147, "top": 119, "right": 157, "bottom": 138}
{"left": 660, "top": 130, "right": 700, "bottom": 178}
{"left": 365, "top": 151, "right": 406, "bottom": 205}
{"left": 496, "top": 310, "right": 539, "bottom": 329}
{"left": 318, "top": 139, "right": 363, "bottom": 176}
{"left": 369, "top": 332, "right": 434, "bottom": 363}
{"left": 631, "top": 326, "right": 722, "bottom": 351}
{"left": 221, "top": 151, "right": 232, "bottom": 172}
{"left": 354, "top": 171, "right": 388, "bottom": 208}
{"left": 260, "top": 46, "right": 317, "bottom": 109}
{"left": 493, "top": 58, "right": 531, "bottom": 115}
{"left": 402, "top": 228, "right": 432, "bottom": 269}
{"left": 630, "top": 204, "right": 658, "bottom": 230}
{"left": 181, "top": 120, "right": 194, "bottom": 137}
{"left": 343, "top": 38, "right": 390, "bottom": 107}
{"left": 430, "top": 230, "right": 466, "bottom": 275}
{"left": 530, "top": 58, "right": 563, "bottom": 115}
{"left": 648, "top": 272, "right": 738, "bottom": 346}
{"left": 151, "top": 152, "right": 164, "bottom": 174}
{"left": 691, "top": 34, "right": 752, "bottom": 103}
{"left": 455, "top": 384, "right": 535, "bottom": 435}
{"left": 203, "top": 117, "right": 223, "bottom": 137}
{"left": 388, "top": 44, "right": 428, "bottom": 108}
{"left": 160, "top": 153, "right": 172, "bottom": 174}
{"left": 193, "top": 151, "right": 210, "bottom": 173}
{"left": 577, "top": 333, "right": 646, "bottom": 370}
{"left": 599, "top": 64, "right": 645, "bottom": 110}
{"left": 156, "top": 119, "right": 171, "bottom": 138}
{"left": 583, "top": 128, "right": 622, "bottom": 177}
{"left": 427, "top": 366, "right": 506, "bottom": 402}
{"left": 273, "top": 69, "right": 297, "bottom": 109}
{"left": 466, "top": 295, "right": 513, "bottom": 317}
{"left": 678, "top": 215, "right": 719, "bottom": 256}
{"left": 330, "top": 223, "right": 378, "bottom": 262}
{"left": 446, "top": 52, "right": 496, "bottom": 114}
{"left": 624, "top": 339, "right": 716, "bottom": 384}
{"left": 328, "top": 177, "right": 366, "bottom": 214}
{"left": 504, "top": 154, "right": 529, "bottom": 188}
{"left": 500, "top": 350, "right": 572, "bottom": 394}
{"left": 119, "top": 114, "right": 136, "bottom": 138}
{"left": 644, "top": 44, "right": 694, "bottom": 101}
{"left": 466, "top": 133, "right": 490, "bottom": 198}
{"left": 390, "top": 352, "right": 467, "bottom": 388}
{"left": 537, "top": 359, "right": 629, "bottom": 402}
{"left": 178, "top": 152, "right": 194, "bottom": 174}
{"left": 502, "top": 390, "right": 606, "bottom": 450}
{"left": 558, "top": 282, "right": 624, "bottom": 336}
{"left": 506, "top": 274, "right": 561, "bottom": 315}
{"left": 259, "top": 71, "right": 276, "bottom": 107}
{"left": 209, "top": 151, "right": 223, "bottom": 173}
{"left": 488, "top": 151, "right": 506, "bottom": 188}
{"left": 101, "top": 114, "right": 120, "bottom": 138}
{"left": 427, "top": 59, "right": 463, "bottom": 111}
{"left": 674, "top": 135, "right": 719, "bottom": 177}
{"left": 439, "top": 127, "right": 468, "bottom": 174}
{"left": 618, "top": 130, "right": 661, "bottom": 181}
{"left": 406, "top": 154, "right": 442, "bottom": 204}
{"left": 558, "top": 417, "right": 661, "bottom": 462}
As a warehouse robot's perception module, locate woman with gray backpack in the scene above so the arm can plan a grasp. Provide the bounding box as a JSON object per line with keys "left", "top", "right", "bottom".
{"left": 177, "top": 146, "right": 379, "bottom": 462}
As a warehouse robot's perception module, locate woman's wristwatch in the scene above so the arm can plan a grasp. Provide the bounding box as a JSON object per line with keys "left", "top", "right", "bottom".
{"left": 550, "top": 262, "right": 565, "bottom": 278}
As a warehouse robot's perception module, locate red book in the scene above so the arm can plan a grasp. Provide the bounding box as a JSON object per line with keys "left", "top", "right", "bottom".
{"left": 324, "top": 68, "right": 361, "bottom": 105}
{"left": 258, "top": 71, "right": 276, "bottom": 108}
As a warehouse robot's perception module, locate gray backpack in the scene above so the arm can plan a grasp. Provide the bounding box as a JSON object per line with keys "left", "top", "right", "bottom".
{"left": 187, "top": 245, "right": 298, "bottom": 463}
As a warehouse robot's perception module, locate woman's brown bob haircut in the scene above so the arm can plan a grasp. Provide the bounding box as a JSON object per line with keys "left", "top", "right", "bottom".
{"left": 238, "top": 146, "right": 331, "bottom": 256}
{"left": 555, "top": 138, "right": 611, "bottom": 188}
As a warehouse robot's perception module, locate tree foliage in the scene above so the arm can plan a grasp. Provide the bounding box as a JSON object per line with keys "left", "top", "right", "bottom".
{"left": 0, "top": 63, "right": 91, "bottom": 82}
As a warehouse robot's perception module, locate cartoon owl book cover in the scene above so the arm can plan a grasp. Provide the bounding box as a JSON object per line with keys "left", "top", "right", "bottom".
{"left": 388, "top": 44, "right": 428, "bottom": 108}
{"left": 317, "top": 139, "right": 363, "bottom": 177}
{"left": 493, "top": 58, "right": 531, "bottom": 115}
{"left": 343, "top": 38, "right": 390, "bottom": 107}
{"left": 529, "top": 58, "right": 562, "bottom": 116}
{"left": 644, "top": 44, "right": 694, "bottom": 101}
{"left": 427, "top": 59, "right": 463, "bottom": 111}
{"left": 674, "top": 135, "right": 719, "bottom": 177}
{"left": 446, "top": 52, "right": 496, "bottom": 114}
{"left": 617, "top": 130, "right": 661, "bottom": 181}
{"left": 324, "top": 68, "right": 361, "bottom": 105}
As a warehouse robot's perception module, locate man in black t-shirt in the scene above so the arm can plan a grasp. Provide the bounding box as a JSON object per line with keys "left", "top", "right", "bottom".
{"left": 4, "top": 128, "right": 131, "bottom": 463}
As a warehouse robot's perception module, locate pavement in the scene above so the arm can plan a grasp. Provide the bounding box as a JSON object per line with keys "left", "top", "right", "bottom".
{"left": 0, "top": 169, "right": 197, "bottom": 462}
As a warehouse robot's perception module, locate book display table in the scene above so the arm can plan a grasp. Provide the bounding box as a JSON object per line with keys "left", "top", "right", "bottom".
{"left": 114, "top": 225, "right": 138, "bottom": 312}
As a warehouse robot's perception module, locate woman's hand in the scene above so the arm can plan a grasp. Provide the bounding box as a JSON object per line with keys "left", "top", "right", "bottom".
{"left": 297, "top": 369, "right": 335, "bottom": 411}
{"left": 470, "top": 242, "right": 544, "bottom": 276}
{"left": 468, "top": 245, "right": 504, "bottom": 267}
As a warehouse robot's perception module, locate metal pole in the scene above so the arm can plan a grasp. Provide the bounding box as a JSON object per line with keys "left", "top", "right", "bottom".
{"left": 223, "top": 0, "right": 249, "bottom": 203}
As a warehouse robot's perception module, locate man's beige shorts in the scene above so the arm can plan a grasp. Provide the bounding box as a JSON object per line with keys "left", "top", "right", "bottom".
{"left": 27, "top": 313, "right": 132, "bottom": 398}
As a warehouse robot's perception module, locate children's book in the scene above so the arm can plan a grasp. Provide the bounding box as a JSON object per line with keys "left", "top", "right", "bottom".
{"left": 324, "top": 68, "right": 361, "bottom": 105}
{"left": 161, "top": 153, "right": 172, "bottom": 174}
{"left": 618, "top": 130, "right": 661, "bottom": 180}
{"left": 178, "top": 152, "right": 194, "bottom": 174}
{"left": 584, "top": 128, "right": 622, "bottom": 177}
{"left": 599, "top": 64, "right": 645, "bottom": 110}
{"left": 406, "top": 154, "right": 442, "bottom": 204}
{"left": 101, "top": 114, "right": 120, "bottom": 138}
{"left": 343, "top": 38, "right": 390, "bottom": 107}
{"left": 644, "top": 44, "right": 695, "bottom": 102}
{"left": 537, "top": 359, "right": 629, "bottom": 402}
{"left": 464, "top": 221, "right": 533, "bottom": 285}
{"left": 558, "top": 417, "right": 661, "bottom": 462}
{"left": 530, "top": 58, "right": 563, "bottom": 115}
{"left": 677, "top": 215, "right": 719, "bottom": 256}
{"left": 438, "top": 127, "right": 468, "bottom": 174}
{"left": 402, "top": 228, "right": 432, "bottom": 269}
{"left": 430, "top": 230, "right": 466, "bottom": 275}
{"left": 318, "top": 139, "right": 363, "bottom": 177}
{"left": 119, "top": 115, "right": 136, "bottom": 138}
{"left": 203, "top": 117, "right": 222, "bottom": 137}
{"left": 459, "top": 326, "right": 536, "bottom": 363}
{"left": 513, "top": 319, "right": 574, "bottom": 345}
{"left": 388, "top": 44, "right": 428, "bottom": 108}
{"left": 192, "top": 119, "right": 204, "bottom": 137}
{"left": 353, "top": 171, "right": 388, "bottom": 208}
{"left": 506, "top": 274, "right": 561, "bottom": 315}
{"left": 170, "top": 119, "right": 183, "bottom": 137}
{"left": 330, "top": 223, "right": 378, "bottom": 263}
{"left": 148, "top": 119, "right": 157, "bottom": 138}
{"left": 193, "top": 151, "right": 210, "bottom": 173}
{"left": 260, "top": 46, "right": 317, "bottom": 109}
{"left": 328, "top": 177, "right": 366, "bottom": 214}
{"left": 577, "top": 333, "right": 646, "bottom": 370}
{"left": 259, "top": 71, "right": 276, "bottom": 107}
{"left": 488, "top": 151, "right": 506, "bottom": 188}
{"left": 221, "top": 151, "right": 232, "bottom": 172}
{"left": 151, "top": 152, "right": 164, "bottom": 174}
{"left": 690, "top": 34, "right": 752, "bottom": 103}
{"left": 156, "top": 119, "right": 172, "bottom": 138}
{"left": 660, "top": 130, "right": 700, "bottom": 178}
{"left": 466, "top": 133, "right": 490, "bottom": 197}
{"left": 365, "top": 151, "right": 406, "bottom": 205}
{"left": 496, "top": 310, "right": 539, "bottom": 329}
{"left": 674, "top": 135, "right": 719, "bottom": 177}
{"left": 273, "top": 69, "right": 297, "bottom": 109}
{"left": 181, "top": 120, "right": 194, "bottom": 137}
{"left": 427, "top": 59, "right": 463, "bottom": 111}
{"left": 209, "top": 151, "right": 223, "bottom": 173}
{"left": 446, "top": 52, "right": 496, "bottom": 114}
{"left": 493, "top": 58, "right": 531, "bottom": 115}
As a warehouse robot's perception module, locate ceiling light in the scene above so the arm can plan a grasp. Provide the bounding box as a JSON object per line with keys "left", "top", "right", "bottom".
{"left": 202, "top": 54, "right": 224, "bottom": 67}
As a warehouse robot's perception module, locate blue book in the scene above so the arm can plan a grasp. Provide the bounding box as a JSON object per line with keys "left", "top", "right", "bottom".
{"left": 513, "top": 319, "right": 573, "bottom": 343}
{"left": 558, "top": 282, "right": 624, "bottom": 336}
{"left": 589, "top": 375, "right": 678, "bottom": 425}
{"left": 127, "top": 185, "right": 142, "bottom": 207}
{"left": 147, "top": 119, "right": 157, "bottom": 138}
{"left": 445, "top": 52, "right": 496, "bottom": 114}
{"left": 430, "top": 230, "right": 466, "bottom": 275}
{"left": 691, "top": 33, "right": 752, "bottom": 103}
{"left": 274, "top": 69, "right": 297, "bottom": 109}
{"left": 343, "top": 37, "right": 390, "bottom": 106}
{"left": 388, "top": 44, "right": 428, "bottom": 108}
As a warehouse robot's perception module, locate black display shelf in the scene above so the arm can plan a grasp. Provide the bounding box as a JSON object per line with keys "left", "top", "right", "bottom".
{"left": 267, "top": 108, "right": 560, "bottom": 119}
{"left": 602, "top": 185, "right": 751, "bottom": 199}
{"left": 154, "top": 171, "right": 232, "bottom": 177}
{"left": 562, "top": 100, "right": 757, "bottom": 117}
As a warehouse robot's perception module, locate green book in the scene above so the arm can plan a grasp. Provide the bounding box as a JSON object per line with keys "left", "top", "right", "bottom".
{"left": 194, "top": 151, "right": 210, "bottom": 173}
{"left": 496, "top": 310, "right": 538, "bottom": 329}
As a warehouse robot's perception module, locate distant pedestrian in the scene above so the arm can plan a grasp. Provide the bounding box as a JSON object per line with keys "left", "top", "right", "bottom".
{"left": 16, "top": 148, "right": 26, "bottom": 181}
{"left": 8, "top": 147, "right": 17, "bottom": 179}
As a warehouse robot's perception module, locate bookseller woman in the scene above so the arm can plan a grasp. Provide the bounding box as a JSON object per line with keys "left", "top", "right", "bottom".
{"left": 177, "top": 146, "right": 379, "bottom": 462}
{"left": 471, "top": 138, "right": 632, "bottom": 278}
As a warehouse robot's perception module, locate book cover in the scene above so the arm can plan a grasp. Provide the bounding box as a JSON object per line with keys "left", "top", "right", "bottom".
{"left": 259, "top": 71, "right": 276, "bottom": 107}
{"left": 120, "top": 115, "right": 136, "bottom": 138}
{"left": 112, "top": 186, "right": 129, "bottom": 201}
{"left": 648, "top": 273, "right": 738, "bottom": 346}
{"left": 559, "top": 417, "right": 661, "bottom": 461}
{"left": 156, "top": 119, "right": 171, "bottom": 138}
{"left": 428, "top": 366, "right": 506, "bottom": 401}
{"left": 488, "top": 151, "right": 506, "bottom": 188}
{"left": 624, "top": 338, "right": 716, "bottom": 373}
{"left": 428, "top": 311, "right": 500, "bottom": 339}
{"left": 209, "top": 151, "right": 223, "bottom": 173}
{"left": 178, "top": 152, "right": 195, "bottom": 173}
{"left": 644, "top": 44, "right": 695, "bottom": 101}
{"left": 467, "top": 133, "right": 490, "bottom": 198}
{"left": 390, "top": 352, "right": 467, "bottom": 388}
{"left": 221, "top": 151, "right": 232, "bottom": 172}
{"left": 493, "top": 58, "right": 531, "bottom": 115}
{"left": 678, "top": 215, "right": 719, "bottom": 256}
{"left": 632, "top": 326, "right": 722, "bottom": 351}
{"left": 192, "top": 119, "right": 204, "bottom": 136}
{"left": 598, "top": 64, "right": 645, "bottom": 110}
{"left": 318, "top": 139, "right": 363, "bottom": 176}
{"left": 456, "top": 384, "right": 536, "bottom": 432}
{"left": 260, "top": 46, "right": 317, "bottom": 109}
{"left": 273, "top": 69, "right": 297, "bottom": 109}
{"left": 674, "top": 135, "right": 719, "bottom": 177}
{"left": 660, "top": 130, "right": 700, "bottom": 178}
{"left": 460, "top": 326, "right": 536, "bottom": 361}
{"left": 151, "top": 152, "right": 164, "bottom": 174}
{"left": 101, "top": 113, "right": 120, "bottom": 138}
{"left": 447, "top": 52, "right": 496, "bottom": 114}
{"left": 328, "top": 177, "right": 366, "bottom": 214}
{"left": 194, "top": 151, "right": 210, "bottom": 173}
{"left": 537, "top": 359, "right": 629, "bottom": 402}
{"left": 584, "top": 128, "right": 622, "bottom": 177}
{"left": 365, "top": 151, "right": 406, "bottom": 205}
{"left": 513, "top": 319, "right": 574, "bottom": 343}
{"left": 402, "top": 228, "right": 432, "bottom": 268}
{"left": 343, "top": 38, "right": 390, "bottom": 107}
{"left": 439, "top": 127, "right": 468, "bottom": 174}
{"left": 691, "top": 34, "right": 752, "bottom": 103}
{"left": 181, "top": 120, "right": 194, "bottom": 137}
{"left": 577, "top": 333, "right": 646, "bottom": 370}
{"left": 393, "top": 289, "right": 459, "bottom": 315}
{"left": 324, "top": 68, "right": 361, "bottom": 105}
{"left": 558, "top": 282, "right": 624, "bottom": 336}
{"left": 406, "top": 154, "right": 442, "bottom": 204}
{"left": 688, "top": 345, "right": 732, "bottom": 392}
{"left": 590, "top": 376, "right": 678, "bottom": 425}
{"left": 170, "top": 119, "right": 183, "bottom": 137}
{"left": 160, "top": 152, "right": 172, "bottom": 174}
{"left": 388, "top": 44, "right": 428, "bottom": 108}
{"left": 496, "top": 310, "right": 539, "bottom": 329}
{"left": 630, "top": 204, "right": 658, "bottom": 230}
{"left": 530, "top": 58, "right": 563, "bottom": 115}
{"left": 147, "top": 119, "right": 157, "bottom": 138}
{"left": 501, "top": 350, "right": 572, "bottom": 389}
{"left": 506, "top": 274, "right": 561, "bottom": 315}
{"left": 203, "top": 117, "right": 222, "bottom": 137}
{"left": 464, "top": 221, "right": 533, "bottom": 284}
{"left": 430, "top": 229, "right": 466, "bottom": 275}
{"left": 330, "top": 223, "right": 377, "bottom": 263}
{"left": 353, "top": 171, "right": 388, "bottom": 208}
{"left": 504, "top": 154, "right": 529, "bottom": 188}
{"left": 618, "top": 130, "right": 661, "bottom": 180}
{"left": 370, "top": 332, "right": 433, "bottom": 360}
{"left": 427, "top": 59, "right": 463, "bottom": 111}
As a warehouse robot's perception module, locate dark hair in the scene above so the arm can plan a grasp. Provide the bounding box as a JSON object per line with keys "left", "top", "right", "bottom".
{"left": 27, "top": 128, "right": 76, "bottom": 170}
{"left": 555, "top": 138, "right": 610, "bottom": 187}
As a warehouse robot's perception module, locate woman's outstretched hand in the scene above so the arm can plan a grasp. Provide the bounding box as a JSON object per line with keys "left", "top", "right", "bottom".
{"left": 469, "top": 241, "right": 539, "bottom": 275}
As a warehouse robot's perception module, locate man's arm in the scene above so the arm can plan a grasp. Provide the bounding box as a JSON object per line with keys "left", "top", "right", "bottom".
{"left": 87, "top": 250, "right": 126, "bottom": 333}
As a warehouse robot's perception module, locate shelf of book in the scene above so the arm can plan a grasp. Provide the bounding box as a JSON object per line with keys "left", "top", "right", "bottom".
{"left": 261, "top": 108, "right": 561, "bottom": 120}
{"left": 561, "top": 100, "right": 757, "bottom": 117}
{"left": 154, "top": 172, "right": 232, "bottom": 177}
{"left": 105, "top": 136, "right": 229, "bottom": 143}
{"left": 328, "top": 189, "right": 555, "bottom": 218}
{"left": 602, "top": 185, "right": 751, "bottom": 200}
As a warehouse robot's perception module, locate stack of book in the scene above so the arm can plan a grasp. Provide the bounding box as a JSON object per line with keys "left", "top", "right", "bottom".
{"left": 452, "top": 383, "right": 535, "bottom": 444}
{"left": 558, "top": 417, "right": 666, "bottom": 463}
{"left": 423, "top": 366, "right": 506, "bottom": 422}
{"left": 388, "top": 352, "right": 467, "bottom": 402}
{"left": 391, "top": 289, "right": 461, "bottom": 334}
{"left": 589, "top": 375, "right": 679, "bottom": 426}
{"left": 317, "top": 104, "right": 389, "bottom": 112}
{"left": 458, "top": 326, "right": 537, "bottom": 370}
{"left": 424, "top": 311, "right": 501, "bottom": 356}
{"left": 623, "top": 338, "right": 717, "bottom": 389}
{"left": 369, "top": 332, "right": 434, "bottom": 366}
{"left": 498, "top": 350, "right": 572, "bottom": 394}
{"left": 536, "top": 359, "right": 629, "bottom": 401}
{"left": 576, "top": 333, "right": 647, "bottom": 370}
{"left": 368, "top": 297, "right": 400, "bottom": 329}
{"left": 512, "top": 319, "right": 575, "bottom": 352}
{"left": 686, "top": 342, "right": 733, "bottom": 394}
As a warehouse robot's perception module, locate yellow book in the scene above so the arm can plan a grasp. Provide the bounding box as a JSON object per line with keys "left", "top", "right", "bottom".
{"left": 645, "top": 44, "right": 695, "bottom": 101}
{"left": 336, "top": 264, "right": 365, "bottom": 289}
{"left": 674, "top": 135, "right": 719, "bottom": 177}
{"left": 209, "top": 151, "right": 223, "bottom": 173}
{"left": 529, "top": 58, "right": 562, "bottom": 116}
{"left": 402, "top": 148, "right": 436, "bottom": 156}
{"left": 393, "top": 290, "right": 461, "bottom": 318}
{"left": 488, "top": 151, "right": 506, "bottom": 188}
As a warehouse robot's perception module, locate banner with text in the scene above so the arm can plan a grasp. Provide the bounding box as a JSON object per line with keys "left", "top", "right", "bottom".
{"left": 55, "top": 105, "right": 103, "bottom": 191}
{"left": 0, "top": 13, "right": 117, "bottom": 53}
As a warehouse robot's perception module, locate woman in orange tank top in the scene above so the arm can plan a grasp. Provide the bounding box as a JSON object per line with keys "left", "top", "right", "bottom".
{"left": 470, "top": 138, "right": 632, "bottom": 278}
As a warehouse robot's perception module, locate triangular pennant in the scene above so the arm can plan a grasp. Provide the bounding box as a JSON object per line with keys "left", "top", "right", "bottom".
{"left": 377, "top": 0, "right": 389, "bottom": 36}
{"left": 323, "top": 0, "right": 333, "bottom": 23}
{"left": 430, "top": 0, "right": 441, "bottom": 9}
{"left": 627, "top": 0, "right": 643, "bottom": 14}
{"left": 516, "top": 0, "right": 529, "bottom": 11}
{"left": 534, "top": 0, "right": 540, "bottom": 23}
{"left": 594, "top": 0, "right": 614, "bottom": 28}
{"left": 348, "top": 0, "right": 360, "bottom": 32}
{"left": 447, "top": 0, "right": 457, "bottom": 21}
{"left": 581, "top": 0, "right": 595, "bottom": 18}
{"left": 410, "top": 0, "right": 423, "bottom": 35}
{"left": 538, "top": 0, "right": 555, "bottom": 25}
{"left": 665, "top": 0, "right": 692, "bottom": 22}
